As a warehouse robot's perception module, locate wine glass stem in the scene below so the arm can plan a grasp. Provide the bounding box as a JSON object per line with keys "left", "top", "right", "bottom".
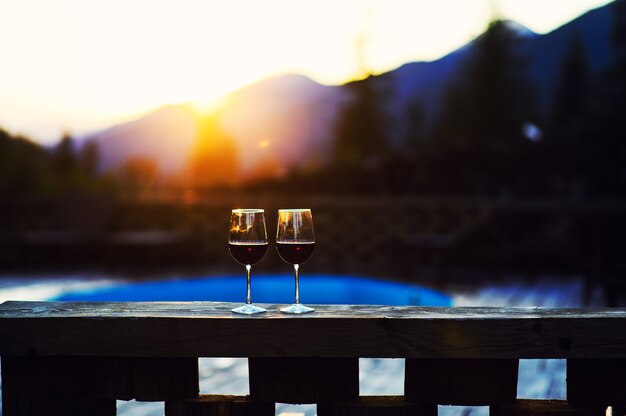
{"left": 294, "top": 264, "right": 300, "bottom": 305}
{"left": 246, "top": 264, "right": 252, "bottom": 305}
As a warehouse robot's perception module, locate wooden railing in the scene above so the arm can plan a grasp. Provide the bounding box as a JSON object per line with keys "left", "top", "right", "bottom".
{"left": 2, "top": 301, "right": 626, "bottom": 415}
{"left": 5, "top": 196, "right": 626, "bottom": 286}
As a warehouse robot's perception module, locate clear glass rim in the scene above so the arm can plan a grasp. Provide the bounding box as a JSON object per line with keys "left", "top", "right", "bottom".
{"left": 278, "top": 208, "right": 311, "bottom": 213}
{"left": 232, "top": 208, "right": 264, "bottom": 213}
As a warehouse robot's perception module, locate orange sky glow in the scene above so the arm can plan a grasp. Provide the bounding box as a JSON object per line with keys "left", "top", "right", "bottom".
{"left": 0, "top": 0, "right": 614, "bottom": 144}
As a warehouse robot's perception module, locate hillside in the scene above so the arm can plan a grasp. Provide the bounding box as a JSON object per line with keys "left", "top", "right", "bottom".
{"left": 85, "top": 2, "right": 616, "bottom": 177}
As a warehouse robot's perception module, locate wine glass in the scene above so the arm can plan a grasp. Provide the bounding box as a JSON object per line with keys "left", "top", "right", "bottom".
{"left": 228, "top": 209, "right": 268, "bottom": 314}
{"left": 276, "top": 209, "right": 316, "bottom": 314}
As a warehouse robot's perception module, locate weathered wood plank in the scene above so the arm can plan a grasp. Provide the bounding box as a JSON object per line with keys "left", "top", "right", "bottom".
{"left": 0, "top": 356, "right": 197, "bottom": 403}
{"left": 405, "top": 358, "right": 518, "bottom": 405}
{"left": 248, "top": 357, "right": 359, "bottom": 404}
{"left": 8, "top": 301, "right": 626, "bottom": 319}
{"left": 491, "top": 399, "right": 606, "bottom": 415}
{"left": 567, "top": 359, "right": 626, "bottom": 406}
{"left": 165, "top": 395, "right": 274, "bottom": 416}
{"left": 317, "top": 396, "right": 437, "bottom": 416}
{"left": 2, "top": 397, "right": 116, "bottom": 416}
{"left": 1, "top": 356, "right": 133, "bottom": 400}
{"left": 2, "top": 301, "right": 626, "bottom": 358}
{"left": 1, "top": 356, "right": 117, "bottom": 416}
{"left": 133, "top": 357, "right": 199, "bottom": 401}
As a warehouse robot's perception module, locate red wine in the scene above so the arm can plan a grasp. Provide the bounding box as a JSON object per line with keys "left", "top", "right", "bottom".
{"left": 228, "top": 242, "right": 268, "bottom": 265}
{"left": 276, "top": 242, "right": 315, "bottom": 264}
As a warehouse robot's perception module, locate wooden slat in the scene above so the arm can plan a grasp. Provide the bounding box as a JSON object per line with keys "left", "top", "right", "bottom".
{"left": 1, "top": 357, "right": 116, "bottom": 416}
{"left": 2, "top": 301, "right": 626, "bottom": 358}
{"left": 0, "top": 356, "right": 197, "bottom": 403}
{"left": 165, "top": 395, "right": 274, "bottom": 416}
{"left": 317, "top": 396, "right": 437, "bottom": 416}
{"left": 491, "top": 399, "right": 606, "bottom": 415}
{"left": 405, "top": 358, "right": 518, "bottom": 405}
{"left": 567, "top": 359, "right": 626, "bottom": 406}
{"left": 133, "top": 357, "right": 199, "bottom": 401}
{"left": 1, "top": 356, "right": 133, "bottom": 400}
{"left": 248, "top": 357, "right": 359, "bottom": 404}
{"left": 2, "top": 397, "right": 116, "bottom": 416}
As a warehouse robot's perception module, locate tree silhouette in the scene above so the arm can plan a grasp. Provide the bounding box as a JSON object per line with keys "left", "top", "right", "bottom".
{"left": 0, "top": 128, "right": 49, "bottom": 196}
{"left": 612, "top": 0, "right": 626, "bottom": 81}
{"left": 432, "top": 20, "right": 538, "bottom": 195}
{"left": 582, "top": 0, "right": 626, "bottom": 197}
{"left": 551, "top": 33, "right": 590, "bottom": 127}
{"left": 404, "top": 98, "right": 426, "bottom": 160}
{"left": 331, "top": 75, "right": 390, "bottom": 192}
{"left": 79, "top": 140, "right": 101, "bottom": 178}
{"left": 119, "top": 157, "right": 159, "bottom": 190}
{"left": 52, "top": 133, "right": 78, "bottom": 177}
{"left": 548, "top": 32, "right": 591, "bottom": 195}
{"left": 392, "top": 97, "right": 429, "bottom": 193}
{"left": 599, "top": 0, "right": 626, "bottom": 196}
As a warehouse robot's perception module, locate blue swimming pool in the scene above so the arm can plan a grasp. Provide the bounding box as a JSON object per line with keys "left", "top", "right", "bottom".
{"left": 53, "top": 274, "right": 451, "bottom": 306}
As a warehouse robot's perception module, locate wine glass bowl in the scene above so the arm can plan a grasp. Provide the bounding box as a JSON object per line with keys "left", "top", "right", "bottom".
{"left": 276, "top": 242, "right": 315, "bottom": 265}
{"left": 228, "top": 209, "right": 268, "bottom": 314}
{"left": 276, "top": 209, "right": 316, "bottom": 314}
{"left": 228, "top": 242, "right": 268, "bottom": 266}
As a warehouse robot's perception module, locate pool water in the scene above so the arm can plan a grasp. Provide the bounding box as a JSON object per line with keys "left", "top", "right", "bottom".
{"left": 53, "top": 274, "right": 451, "bottom": 306}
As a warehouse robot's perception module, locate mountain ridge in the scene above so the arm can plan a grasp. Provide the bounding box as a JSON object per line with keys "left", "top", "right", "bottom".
{"left": 85, "top": 2, "right": 616, "bottom": 178}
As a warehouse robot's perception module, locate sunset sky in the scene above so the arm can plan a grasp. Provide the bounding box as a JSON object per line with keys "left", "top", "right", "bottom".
{"left": 0, "top": 0, "right": 614, "bottom": 144}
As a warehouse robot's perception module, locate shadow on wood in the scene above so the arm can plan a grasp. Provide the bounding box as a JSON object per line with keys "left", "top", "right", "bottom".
{"left": 404, "top": 358, "right": 518, "bottom": 405}
{"left": 249, "top": 357, "right": 359, "bottom": 404}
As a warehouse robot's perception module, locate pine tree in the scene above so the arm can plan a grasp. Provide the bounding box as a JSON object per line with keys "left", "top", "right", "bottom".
{"left": 0, "top": 129, "right": 49, "bottom": 196}
{"left": 548, "top": 32, "right": 590, "bottom": 195}
{"left": 551, "top": 32, "right": 589, "bottom": 126}
{"left": 331, "top": 75, "right": 390, "bottom": 191}
{"left": 120, "top": 157, "right": 159, "bottom": 190}
{"left": 583, "top": 0, "right": 626, "bottom": 197}
{"left": 601, "top": 0, "right": 626, "bottom": 195}
{"left": 404, "top": 98, "right": 425, "bottom": 159}
{"left": 397, "top": 98, "right": 428, "bottom": 193}
{"left": 52, "top": 133, "right": 77, "bottom": 177}
{"left": 432, "top": 20, "right": 537, "bottom": 195}
{"left": 79, "top": 141, "right": 100, "bottom": 178}
{"left": 612, "top": 0, "right": 626, "bottom": 87}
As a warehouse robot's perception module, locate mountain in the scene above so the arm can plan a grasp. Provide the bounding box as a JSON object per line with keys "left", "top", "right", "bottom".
{"left": 86, "top": 75, "right": 348, "bottom": 177}
{"left": 217, "top": 74, "right": 348, "bottom": 176}
{"left": 386, "top": 21, "right": 538, "bottom": 114}
{"left": 86, "top": 104, "right": 198, "bottom": 174}
{"left": 86, "top": 2, "right": 616, "bottom": 178}
{"left": 384, "top": 7, "right": 613, "bottom": 139}
{"left": 522, "top": 4, "right": 613, "bottom": 108}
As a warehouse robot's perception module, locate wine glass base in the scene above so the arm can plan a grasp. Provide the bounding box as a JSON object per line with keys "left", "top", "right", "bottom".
{"left": 232, "top": 304, "right": 266, "bottom": 315}
{"left": 280, "top": 303, "right": 315, "bottom": 314}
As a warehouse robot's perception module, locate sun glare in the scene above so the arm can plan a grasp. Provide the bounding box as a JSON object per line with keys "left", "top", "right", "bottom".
{"left": 0, "top": 0, "right": 615, "bottom": 142}
{"left": 191, "top": 93, "right": 237, "bottom": 117}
